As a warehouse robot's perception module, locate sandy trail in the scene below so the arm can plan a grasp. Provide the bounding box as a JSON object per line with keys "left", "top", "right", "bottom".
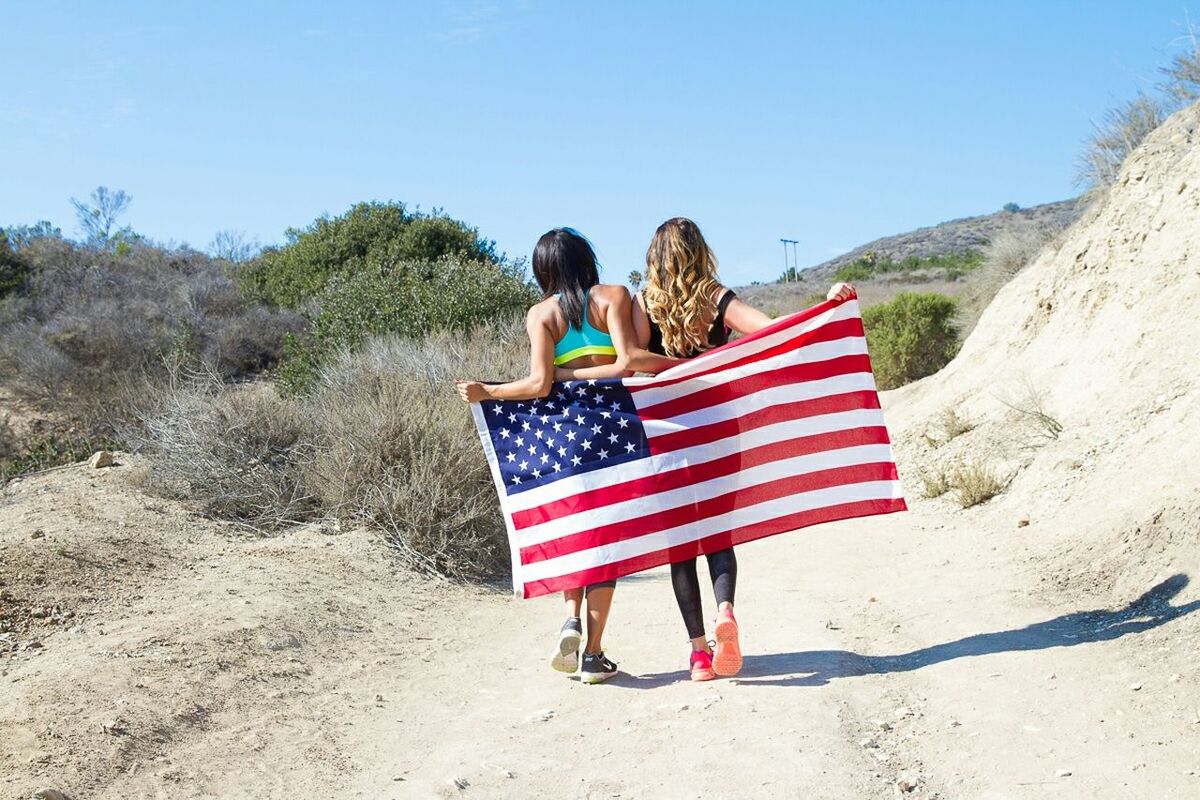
{"left": 340, "top": 507, "right": 1199, "bottom": 800}
{"left": 5, "top": 457, "right": 1195, "bottom": 800}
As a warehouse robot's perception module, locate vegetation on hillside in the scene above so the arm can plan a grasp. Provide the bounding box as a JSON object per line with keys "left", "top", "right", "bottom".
{"left": 862, "top": 292, "right": 960, "bottom": 390}
{"left": 832, "top": 250, "right": 983, "bottom": 284}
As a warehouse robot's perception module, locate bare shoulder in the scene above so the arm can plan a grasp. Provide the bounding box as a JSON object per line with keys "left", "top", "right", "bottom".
{"left": 595, "top": 283, "right": 632, "bottom": 305}
{"left": 526, "top": 296, "right": 560, "bottom": 327}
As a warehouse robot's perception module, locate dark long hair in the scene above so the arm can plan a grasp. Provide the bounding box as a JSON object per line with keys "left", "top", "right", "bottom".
{"left": 532, "top": 227, "right": 600, "bottom": 330}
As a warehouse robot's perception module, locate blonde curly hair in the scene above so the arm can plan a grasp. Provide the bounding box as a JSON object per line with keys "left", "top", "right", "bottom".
{"left": 643, "top": 217, "right": 723, "bottom": 358}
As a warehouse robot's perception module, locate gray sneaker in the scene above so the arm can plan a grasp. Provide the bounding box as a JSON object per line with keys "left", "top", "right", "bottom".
{"left": 550, "top": 617, "right": 582, "bottom": 673}
{"left": 580, "top": 651, "right": 618, "bottom": 684}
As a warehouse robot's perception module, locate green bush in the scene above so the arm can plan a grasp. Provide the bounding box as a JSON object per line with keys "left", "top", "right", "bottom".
{"left": 862, "top": 292, "right": 959, "bottom": 389}
{"left": 280, "top": 255, "right": 538, "bottom": 392}
{"left": 239, "top": 202, "right": 500, "bottom": 307}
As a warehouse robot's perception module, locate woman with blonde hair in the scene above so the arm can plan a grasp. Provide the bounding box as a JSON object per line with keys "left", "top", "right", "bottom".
{"left": 559, "top": 217, "right": 852, "bottom": 681}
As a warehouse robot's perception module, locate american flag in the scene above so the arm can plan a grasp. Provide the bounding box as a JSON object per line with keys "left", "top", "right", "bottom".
{"left": 470, "top": 296, "right": 906, "bottom": 598}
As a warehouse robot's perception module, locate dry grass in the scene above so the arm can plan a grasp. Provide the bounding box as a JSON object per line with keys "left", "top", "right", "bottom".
{"left": 1075, "top": 93, "right": 1167, "bottom": 192}
{"left": 132, "top": 370, "right": 317, "bottom": 528}
{"left": 939, "top": 407, "right": 974, "bottom": 441}
{"left": 958, "top": 223, "right": 1063, "bottom": 336}
{"left": 1000, "top": 379, "right": 1064, "bottom": 440}
{"left": 920, "top": 468, "right": 953, "bottom": 498}
{"left": 133, "top": 318, "right": 530, "bottom": 582}
{"left": 949, "top": 460, "right": 1011, "bottom": 508}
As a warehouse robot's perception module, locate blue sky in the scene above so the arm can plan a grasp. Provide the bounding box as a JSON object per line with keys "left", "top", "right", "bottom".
{"left": 2, "top": 1, "right": 1197, "bottom": 286}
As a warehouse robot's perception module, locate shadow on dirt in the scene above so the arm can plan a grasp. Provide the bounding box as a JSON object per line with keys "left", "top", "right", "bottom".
{"left": 625, "top": 573, "right": 1198, "bottom": 689}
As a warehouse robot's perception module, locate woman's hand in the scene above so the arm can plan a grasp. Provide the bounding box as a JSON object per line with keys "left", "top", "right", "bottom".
{"left": 455, "top": 380, "right": 489, "bottom": 404}
{"left": 827, "top": 282, "right": 856, "bottom": 302}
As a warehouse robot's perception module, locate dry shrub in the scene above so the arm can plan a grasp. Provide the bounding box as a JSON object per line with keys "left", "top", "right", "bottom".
{"left": 0, "top": 238, "right": 303, "bottom": 435}
{"left": 132, "top": 371, "right": 316, "bottom": 528}
{"left": 949, "top": 460, "right": 1010, "bottom": 508}
{"left": 959, "top": 222, "right": 1061, "bottom": 335}
{"left": 1075, "top": 93, "right": 1167, "bottom": 192}
{"left": 920, "top": 468, "right": 952, "bottom": 498}
{"left": 134, "top": 317, "right": 528, "bottom": 582}
{"left": 302, "top": 321, "right": 526, "bottom": 579}
{"left": 938, "top": 407, "right": 974, "bottom": 441}
{"left": 999, "top": 379, "right": 1063, "bottom": 440}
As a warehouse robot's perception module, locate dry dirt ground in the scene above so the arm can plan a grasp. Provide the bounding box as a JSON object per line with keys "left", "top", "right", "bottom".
{"left": 2, "top": 453, "right": 1197, "bottom": 800}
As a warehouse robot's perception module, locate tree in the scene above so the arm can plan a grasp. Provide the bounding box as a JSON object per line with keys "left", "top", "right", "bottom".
{"left": 628, "top": 270, "right": 643, "bottom": 291}
{"left": 4, "top": 221, "right": 62, "bottom": 250}
{"left": 1002, "top": 202, "right": 1021, "bottom": 213}
{"left": 240, "top": 201, "right": 501, "bottom": 307}
{"left": 209, "top": 229, "right": 261, "bottom": 263}
{"left": 70, "top": 186, "right": 133, "bottom": 250}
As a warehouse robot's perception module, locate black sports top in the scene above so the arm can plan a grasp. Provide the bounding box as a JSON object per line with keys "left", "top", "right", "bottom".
{"left": 644, "top": 289, "right": 737, "bottom": 359}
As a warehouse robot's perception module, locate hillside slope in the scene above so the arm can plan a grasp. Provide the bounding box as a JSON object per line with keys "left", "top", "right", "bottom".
{"left": 802, "top": 197, "right": 1084, "bottom": 282}
{"left": 887, "top": 100, "right": 1200, "bottom": 602}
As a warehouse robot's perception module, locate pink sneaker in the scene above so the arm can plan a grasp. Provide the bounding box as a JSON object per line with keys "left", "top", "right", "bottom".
{"left": 689, "top": 649, "right": 716, "bottom": 682}
{"left": 713, "top": 607, "right": 742, "bottom": 676}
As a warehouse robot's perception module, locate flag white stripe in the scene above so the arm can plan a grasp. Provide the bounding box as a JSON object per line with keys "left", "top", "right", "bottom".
{"left": 519, "top": 479, "right": 904, "bottom": 582}
{"left": 505, "top": 401, "right": 885, "bottom": 514}
{"left": 623, "top": 300, "right": 861, "bottom": 389}
{"left": 516, "top": 442, "right": 897, "bottom": 547}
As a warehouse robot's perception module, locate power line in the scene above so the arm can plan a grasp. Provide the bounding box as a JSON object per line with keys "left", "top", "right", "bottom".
{"left": 780, "top": 238, "right": 800, "bottom": 282}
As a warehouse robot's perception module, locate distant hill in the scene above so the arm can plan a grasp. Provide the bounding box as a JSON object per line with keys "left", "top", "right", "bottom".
{"left": 797, "top": 198, "right": 1085, "bottom": 283}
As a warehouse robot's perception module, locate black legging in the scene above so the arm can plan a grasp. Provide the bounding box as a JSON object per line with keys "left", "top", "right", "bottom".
{"left": 671, "top": 548, "right": 737, "bottom": 640}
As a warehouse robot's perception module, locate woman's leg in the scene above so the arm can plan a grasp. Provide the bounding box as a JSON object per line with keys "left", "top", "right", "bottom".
{"left": 563, "top": 588, "right": 584, "bottom": 619}
{"left": 670, "top": 558, "right": 709, "bottom": 650}
{"left": 583, "top": 582, "right": 615, "bottom": 654}
{"left": 551, "top": 588, "right": 585, "bottom": 674}
{"left": 706, "top": 547, "right": 738, "bottom": 611}
{"left": 707, "top": 548, "right": 742, "bottom": 676}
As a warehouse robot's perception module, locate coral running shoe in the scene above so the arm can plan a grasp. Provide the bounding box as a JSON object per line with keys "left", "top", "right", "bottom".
{"left": 689, "top": 648, "right": 716, "bottom": 682}
{"left": 713, "top": 607, "right": 743, "bottom": 676}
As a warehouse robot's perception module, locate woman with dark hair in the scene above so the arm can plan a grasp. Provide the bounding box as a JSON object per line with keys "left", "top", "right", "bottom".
{"left": 456, "top": 227, "right": 676, "bottom": 684}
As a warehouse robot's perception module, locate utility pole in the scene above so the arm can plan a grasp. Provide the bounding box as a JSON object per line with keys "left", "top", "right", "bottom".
{"left": 780, "top": 238, "right": 799, "bottom": 282}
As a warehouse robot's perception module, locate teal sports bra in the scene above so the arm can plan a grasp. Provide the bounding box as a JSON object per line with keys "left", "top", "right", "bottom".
{"left": 554, "top": 288, "right": 617, "bottom": 366}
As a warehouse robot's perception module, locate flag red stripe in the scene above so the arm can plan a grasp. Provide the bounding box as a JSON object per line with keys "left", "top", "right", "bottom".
{"left": 628, "top": 317, "right": 866, "bottom": 394}
{"left": 510, "top": 423, "right": 893, "bottom": 531}
{"left": 647, "top": 389, "right": 881, "bottom": 455}
{"left": 520, "top": 496, "right": 907, "bottom": 598}
{"left": 519, "top": 461, "right": 900, "bottom": 565}
{"left": 636, "top": 354, "right": 874, "bottom": 422}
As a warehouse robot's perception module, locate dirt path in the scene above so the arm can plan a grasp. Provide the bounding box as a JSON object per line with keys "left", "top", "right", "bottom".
{"left": 2, "top": 458, "right": 1198, "bottom": 799}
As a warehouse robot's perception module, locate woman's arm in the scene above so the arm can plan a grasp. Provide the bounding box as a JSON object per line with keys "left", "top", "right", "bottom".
{"left": 456, "top": 308, "right": 557, "bottom": 403}
{"left": 554, "top": 287, "right": 683, "bottom": 380}
{"left": 724, "top": 281, "right": 856, "bottom": 337}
